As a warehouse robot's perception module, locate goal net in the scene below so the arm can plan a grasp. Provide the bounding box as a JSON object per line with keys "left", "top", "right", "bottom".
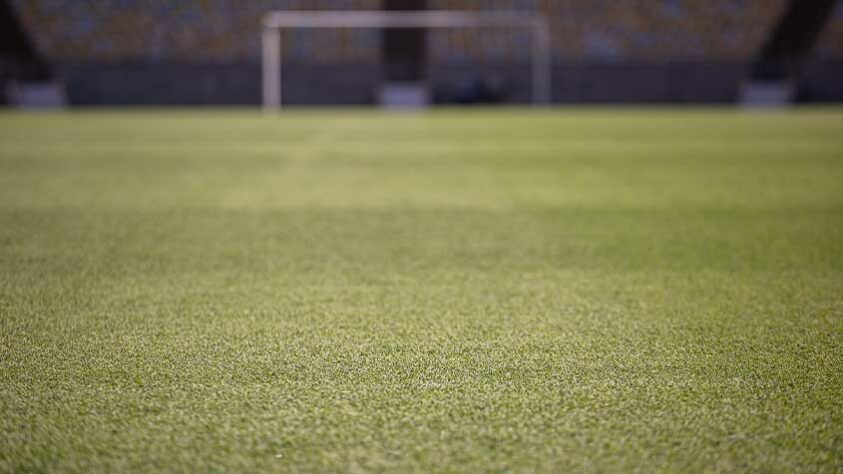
{"left": 261, "top": 10, "right": 551, "bottom": 110}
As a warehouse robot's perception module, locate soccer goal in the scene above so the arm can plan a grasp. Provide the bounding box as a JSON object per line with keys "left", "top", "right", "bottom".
{"left": 261, "top": 10, "right": 552, "bottom": 110}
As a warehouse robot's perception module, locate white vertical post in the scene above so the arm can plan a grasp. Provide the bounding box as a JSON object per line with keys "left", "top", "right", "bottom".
{"left": 262, "top": 27, "right": 281, "bottom": 112}
{"left": 532, "top": 18, "right": 552, "bottom": 105}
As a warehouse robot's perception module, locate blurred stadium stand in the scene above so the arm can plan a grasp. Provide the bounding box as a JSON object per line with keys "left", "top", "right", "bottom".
{"left": 1, "top": 0, "right": 66, "bottom": 106}
{"left": 5, "top": 0, "right": 843, "bottom": 105}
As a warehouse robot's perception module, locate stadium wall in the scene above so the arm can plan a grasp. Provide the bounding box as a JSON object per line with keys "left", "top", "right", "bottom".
{"left": 57, "top": 59, "right": 843, "bottom": 106}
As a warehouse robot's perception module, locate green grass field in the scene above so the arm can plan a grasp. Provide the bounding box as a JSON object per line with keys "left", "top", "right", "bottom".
{"left": 1, "top": 108, "right": 842, "bottom": 472}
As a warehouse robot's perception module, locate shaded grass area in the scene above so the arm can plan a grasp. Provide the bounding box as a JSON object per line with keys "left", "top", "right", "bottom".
{"left": 1, "top": 109, "right": 842, "bottom": 472}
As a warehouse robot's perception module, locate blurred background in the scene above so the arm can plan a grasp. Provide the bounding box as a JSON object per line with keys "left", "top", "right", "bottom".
{"left": 1, "top": 0, "right": 841, "bottom": 108}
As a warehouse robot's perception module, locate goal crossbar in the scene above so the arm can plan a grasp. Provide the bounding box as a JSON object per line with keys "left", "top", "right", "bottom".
{"left": 262, "top": 11, "right": 552, "bottom": 110}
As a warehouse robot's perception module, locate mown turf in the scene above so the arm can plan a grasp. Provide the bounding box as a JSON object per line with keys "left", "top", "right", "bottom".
{"left": 1, "top": 108, "right": 842, "bottom": 472}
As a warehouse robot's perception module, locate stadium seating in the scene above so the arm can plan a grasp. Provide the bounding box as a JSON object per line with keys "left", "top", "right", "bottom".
{"left": 10, "top": 0, "right": 843, "bottom": 62}
{"left": 10, "top": 0, "right": 383, "bottom": 62}
{"left": 428, "top": 0, "right": 794, "bottom": 62}
{"left": 815, "top": 0, "right": 843, "bottom": 57}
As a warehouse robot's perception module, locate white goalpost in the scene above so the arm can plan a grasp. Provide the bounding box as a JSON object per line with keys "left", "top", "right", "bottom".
{"left": 261, "top": 10, "right": 552, "bottom": 111}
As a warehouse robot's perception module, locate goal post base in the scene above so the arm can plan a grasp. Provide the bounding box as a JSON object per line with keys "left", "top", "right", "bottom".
{"left": 378, "top": 82, "right": 430, "bottom": 108}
